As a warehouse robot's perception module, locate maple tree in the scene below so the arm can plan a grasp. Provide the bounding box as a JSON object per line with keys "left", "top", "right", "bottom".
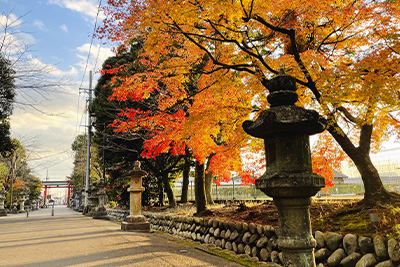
{"left": 105, "top": 45, "right": 255, "bottom": 211}
{"left": 0, "top": 139, "right": 41, "bottom": 207}
{"left": 98, "top": 0, "right": 400, "bottom": 206}
{"left": 91, "top": 42, "right": 193, "bottom": 207}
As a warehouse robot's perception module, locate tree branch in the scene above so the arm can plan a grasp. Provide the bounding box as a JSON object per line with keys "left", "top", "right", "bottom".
{"left": 337, "top": 106, "right": 358, "bottom": 123}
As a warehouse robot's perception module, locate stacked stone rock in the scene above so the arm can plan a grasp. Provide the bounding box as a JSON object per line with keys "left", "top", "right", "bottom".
{"left": 105, "top": 210, "right": 400, "bottom": 266}
{"left": 106, "top": 209, "right": 129, "bottom": 221}
{"left": 314, "top": 231, "right": 400, "bottom": 267}
{"left": 143, "top": 212, "right": 282, "bottom": 265}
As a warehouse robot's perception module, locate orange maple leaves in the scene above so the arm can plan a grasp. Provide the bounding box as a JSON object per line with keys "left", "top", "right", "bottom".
{"left": 97, "top": 0, "right": 400, "bottom": 188}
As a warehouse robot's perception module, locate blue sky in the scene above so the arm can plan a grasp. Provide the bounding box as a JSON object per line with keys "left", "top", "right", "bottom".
{"left": 1, "top": 0, "right": 114, "bottom": 183}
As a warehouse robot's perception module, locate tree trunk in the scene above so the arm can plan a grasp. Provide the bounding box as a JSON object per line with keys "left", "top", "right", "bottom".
{"left": 204, "top": 153, "right": 215, "bottom": 205}
{"left": 157, "top": 179, "right": 164, "bottom": 206}
{"left": 205, "top": 170, "right": 214, "bottom": 204}
{"left": 327, "top": 122, "right": 400, "bottom": 206}
{"left": 352, "top": 152, "right": 399, "bottom": 205}
{"left": 162, "top": 172, "right": 176, "bottom": 207}
{"left": 180, "top": 158, "right": 190, "bottom": 203}
{"left": 195, "top": 160, "right": 207, "bottom": 214}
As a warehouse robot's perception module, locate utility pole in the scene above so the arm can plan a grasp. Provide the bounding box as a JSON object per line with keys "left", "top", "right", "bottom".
{"left": 9, "top": 152, "right": 17, "bottom": 209}
{"left": 102, "top": 123, "right": 106, "bottom": 180}
{"left": 84, "top": 71, "right": 93, "bottom": 209}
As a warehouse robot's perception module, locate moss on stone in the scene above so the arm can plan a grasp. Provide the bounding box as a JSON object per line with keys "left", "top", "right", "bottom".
{"left": 312, "top": 202, "right": 400, "bottom": 239}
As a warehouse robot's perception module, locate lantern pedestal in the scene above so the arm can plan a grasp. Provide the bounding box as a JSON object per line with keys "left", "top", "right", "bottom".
{"left": 121, "top": 215, "right": 150, "bottom": 231}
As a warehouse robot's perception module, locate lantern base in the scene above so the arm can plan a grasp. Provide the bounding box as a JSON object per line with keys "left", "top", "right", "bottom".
{"left": 121, "top": 215, "right": 150, "bottom": 232}
{"left": 0, "top": 208, "right": 6, "bottom": 216}
{"left": 92, "top": 206, "right": 108, "bottom": 220}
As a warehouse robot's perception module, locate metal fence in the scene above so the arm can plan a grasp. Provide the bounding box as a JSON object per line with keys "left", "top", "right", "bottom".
{"left": 172, "top": 182, "right": 400, "bottom": 201}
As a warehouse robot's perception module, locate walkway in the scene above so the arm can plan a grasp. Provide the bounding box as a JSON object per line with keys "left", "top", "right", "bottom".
{"left": 0, "top": 206, "right": 245, "bottom": 267}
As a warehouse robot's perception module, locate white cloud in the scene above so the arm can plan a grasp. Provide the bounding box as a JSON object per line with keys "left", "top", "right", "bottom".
{"left": 48, "top": 0, "right": 104, "bottom": 19}
{"left": 0, "top": 12, "right": 21, "bottom": 27}
{"left": 10, "top": 82, "right": 84, "bottom": 180}
{"left": 33, "top": 19, "right": 46, "bottom": 31}
{"left": 0, "top": 13, "right": 36, "bottom": 57}
{"left": 27, "top": 55, "right": 79, "bottom": 77}
{"left": 75, "top": 43, "right": 114, "bottom": 74}
{"left": 60, "top": 24, "right": 68, "bottom": 33}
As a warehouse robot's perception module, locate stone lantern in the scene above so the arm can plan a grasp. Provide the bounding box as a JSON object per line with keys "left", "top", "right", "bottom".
{"left": 24, "top": 196, "right": 30, "bottom": 212}
{"left": 242, "top": 69, "right": 326, "bottom": 266}
{"left": 78, "top": 189, "right": 85, "bottom": 212}
{"left": 19, "top": 194, "right": 26, "bottom": 213}
{"left": 93, "top": 179, "right": 108, "bottom": 220}
{"left": 12, "top": 200, "right": 18, "bottom": 214}
{"left": 121, "top": 161, "right": 150, "bottom": 231}
{"left": 85, "top": 182, "right": 98, "bottom": 216}
{"left": 72, "top": 191, "right": 78, "bottom": 211}
{"left": 31, "top": 200, "right": 37, "bottom": 210}
{"left": 0, "top": 187, "right": 7, "bottom": 216}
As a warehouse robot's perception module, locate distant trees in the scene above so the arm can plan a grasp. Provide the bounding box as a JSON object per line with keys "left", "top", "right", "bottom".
{"left": 0, "top": 53, "right": 15, "bottom": 155}
{"left": 70, "top": 134, "right": 87, "bottom": 191}
{"left": 0, "top": 138, "right": 41, "bottom": 207}
{"left": 70, "top": 134, "right": 101, "bottom": 191}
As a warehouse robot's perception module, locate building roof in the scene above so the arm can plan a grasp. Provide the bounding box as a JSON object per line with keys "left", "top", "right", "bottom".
{"left": 333, "top": 169, "right": 348, "bottom": 179}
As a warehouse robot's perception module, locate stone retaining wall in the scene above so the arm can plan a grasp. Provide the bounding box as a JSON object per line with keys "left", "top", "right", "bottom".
{"left": 107, "top": 209, "right": 129, "bottom": 221}
{"left": 106, "top": 209, "right": 400, "bottom": 267}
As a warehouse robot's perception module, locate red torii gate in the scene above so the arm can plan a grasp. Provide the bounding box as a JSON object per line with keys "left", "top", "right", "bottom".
{"left": 42, "top": 180, "right": 72, "bottom": 206}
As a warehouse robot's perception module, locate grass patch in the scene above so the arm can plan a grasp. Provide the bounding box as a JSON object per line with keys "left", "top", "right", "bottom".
{"left": 312, "top": 201, "right": 400, "bottom": 238}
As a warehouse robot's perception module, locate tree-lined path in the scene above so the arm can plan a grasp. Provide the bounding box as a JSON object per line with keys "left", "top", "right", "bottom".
{"left": 0, "top": 207, "right": 244, "bottom": 267}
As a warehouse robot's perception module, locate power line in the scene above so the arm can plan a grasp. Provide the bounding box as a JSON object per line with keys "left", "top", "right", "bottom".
{"left": 78, "top": 0, "right": 102, "bottom": 90}
{"left": 72, "top": 0, "right": 103, "bottom": 146}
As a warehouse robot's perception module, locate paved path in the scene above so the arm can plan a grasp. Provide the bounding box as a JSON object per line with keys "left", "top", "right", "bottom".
{"left": 0, "top": 206, "right": 245, "bottom": 267}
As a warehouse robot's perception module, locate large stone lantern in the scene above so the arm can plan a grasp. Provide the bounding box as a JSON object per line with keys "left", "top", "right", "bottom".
{"left": 0, "top": 187, "right": 7, "bottom": 216}
{"left": 242, "top": 69, "right": 326, "bottom": 266}
{"left": 121, "top": 161, "right": 150, "bottom": 231}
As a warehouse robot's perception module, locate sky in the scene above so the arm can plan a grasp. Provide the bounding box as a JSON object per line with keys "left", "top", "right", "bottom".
{"left": 1, "top": 0, "right": 114, "bottom": 182}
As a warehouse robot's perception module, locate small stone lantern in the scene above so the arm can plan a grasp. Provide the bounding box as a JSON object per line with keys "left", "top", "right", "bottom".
{"left": 243, "top": 69, "right": 326, "bottom": 266}
{"left": 121, "top": 161, "right": 150, "bottom": 231}
{"left": 0, "top": 187, "right": 7, "bottom": 216}
{"left": 78, "top": 189, "right": 85, "bottom": 212}
{"left": 85, "top": 183, "right": 98, "bottom": 216}
{"left": 93, "top": 179, "right": 108, "bottom": 220}
{"left": 19, "top": 195, "right": 26, "bottom": 213}
{"left": 12, "top": 200, "right": 18, "bottom": 214}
